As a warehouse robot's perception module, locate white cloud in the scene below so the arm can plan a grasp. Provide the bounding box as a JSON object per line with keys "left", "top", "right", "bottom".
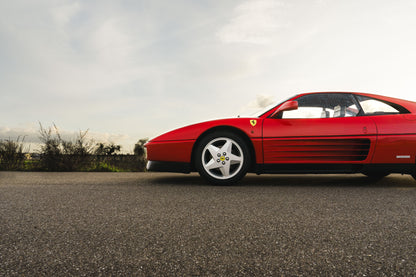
{"left": 248, "top": 94, "right": 276, "bottom": 109}
{"left": 217, "top": 0, "right": 287, "bottom": 44}
{"left": 238, "top": 94, "right": 277, "bottom": 116}
{"left": 51, "top": 1, "right": 82, "bottom": 26}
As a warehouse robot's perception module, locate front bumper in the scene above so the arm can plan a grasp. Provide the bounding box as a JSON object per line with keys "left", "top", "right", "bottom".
{"left": 146, "top": 160, "right": 192, "bottom": 173}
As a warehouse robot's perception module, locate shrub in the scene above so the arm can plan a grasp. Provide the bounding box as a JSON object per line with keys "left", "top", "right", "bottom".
{"left": 134, "top": 138, "right": 148, "bottom": 171}
{"left": 134, "top": 138, "right": 148, "bottom": 156}
{"left": 0, "top": 123, "right": 149, "bottom": 172}
{"left": 0, "top": 137, "right": 25, "bottom": 170}
{"left": 38, "top": 123, "right": 94, "bottom": 171}
{"left": 94, "top": 143, "right": 122, "bottom": 155}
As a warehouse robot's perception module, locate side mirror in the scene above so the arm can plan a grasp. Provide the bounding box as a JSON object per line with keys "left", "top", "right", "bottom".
{"left": 270, "top": 101, "right": 298, "bottom": 118}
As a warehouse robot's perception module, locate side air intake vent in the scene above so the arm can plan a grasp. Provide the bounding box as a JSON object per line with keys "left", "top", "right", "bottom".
{"left": 264, "top": 138, "right": 371, "bottom": 162}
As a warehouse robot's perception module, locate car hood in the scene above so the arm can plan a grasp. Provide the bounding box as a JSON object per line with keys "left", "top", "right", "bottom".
{"left": 148, "top": 117, "right": 263, "bottom": 142}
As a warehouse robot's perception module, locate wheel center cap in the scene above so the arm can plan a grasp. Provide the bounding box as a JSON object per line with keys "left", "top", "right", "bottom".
{"left": 220, "top": 156, "right": 225, "bottom": 161}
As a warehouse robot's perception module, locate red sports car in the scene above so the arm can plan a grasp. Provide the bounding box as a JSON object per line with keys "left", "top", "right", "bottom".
{"left": 145, "top": 92, "right": 416, "bottom": 184}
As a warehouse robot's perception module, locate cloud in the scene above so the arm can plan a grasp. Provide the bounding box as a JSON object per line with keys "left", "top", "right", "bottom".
{"left": 51, "top": 1, "right": 82, "bottom": 26}
{"left": 217, "top": 0, "right": 287, "bottom": 44}
{"left": 0, "top": 126, "right": 38, "bottom": 143}
{"left": 250, "top": 94, "right": 276, "bottom": 108}
{"left": 239, "top": 94, "right": 276, "bottom": 116}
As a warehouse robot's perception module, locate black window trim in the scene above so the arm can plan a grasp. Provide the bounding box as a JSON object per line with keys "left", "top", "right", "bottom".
{"left": 353, "top": 94, "right": 410, "bottom": 116}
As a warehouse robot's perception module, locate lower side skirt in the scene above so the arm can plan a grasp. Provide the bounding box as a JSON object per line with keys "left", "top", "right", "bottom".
{"left": 147, "top": 160, "right": 415, "bottom": 175}
{"left": 255, "top": 163, "right": 415, "bottom": 175}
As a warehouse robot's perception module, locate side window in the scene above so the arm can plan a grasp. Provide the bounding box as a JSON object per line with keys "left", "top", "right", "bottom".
{"left": 282, "top": 93, "right": 359, "bottom": 119}
{"left": 356, "top": 96, "right": 405, "bottom": 115}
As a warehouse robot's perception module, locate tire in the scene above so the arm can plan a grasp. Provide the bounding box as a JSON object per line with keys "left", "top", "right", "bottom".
{"left": 195, "top": 132, "right": 250, "bottom": 185}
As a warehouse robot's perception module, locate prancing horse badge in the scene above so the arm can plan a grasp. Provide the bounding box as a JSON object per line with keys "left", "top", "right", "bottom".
{"left": 250, "top": 119, "right": 257, "bottom": 127}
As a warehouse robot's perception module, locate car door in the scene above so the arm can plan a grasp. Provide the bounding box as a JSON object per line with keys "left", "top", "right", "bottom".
{"left": 262, "top": 93, "right": 377, "bottom": 164}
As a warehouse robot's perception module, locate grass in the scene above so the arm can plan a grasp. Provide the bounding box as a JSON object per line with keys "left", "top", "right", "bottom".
{"left": 88, "top": 162, "right": 122, "bottom": 172}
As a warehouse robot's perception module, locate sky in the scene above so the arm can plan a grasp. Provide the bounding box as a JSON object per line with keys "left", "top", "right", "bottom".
{"left": 1, "top": 0, "right": 416, "bottom": 152}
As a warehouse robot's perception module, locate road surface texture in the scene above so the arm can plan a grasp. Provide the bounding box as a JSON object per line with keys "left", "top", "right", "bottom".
{"left": 1, "top": 172, "right": 416, "bottom": 276}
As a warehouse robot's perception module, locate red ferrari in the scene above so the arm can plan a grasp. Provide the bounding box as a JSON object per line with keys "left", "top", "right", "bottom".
{"left": 145, "top": 92, "right": 416, "bottom": 184}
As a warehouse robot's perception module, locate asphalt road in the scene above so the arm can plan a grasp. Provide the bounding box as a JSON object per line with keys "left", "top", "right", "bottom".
{"left": 1, "top": 172, "right": 416, "bottom": 276}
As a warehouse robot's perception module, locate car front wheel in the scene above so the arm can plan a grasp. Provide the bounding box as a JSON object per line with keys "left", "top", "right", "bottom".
{"left": 195, "top": 132, "right": 250, "bottom": 185}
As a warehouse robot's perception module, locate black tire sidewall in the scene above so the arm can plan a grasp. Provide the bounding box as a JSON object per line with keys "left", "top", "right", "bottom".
{"left": 195, "top": 131, "right": 250, "bottom": 185}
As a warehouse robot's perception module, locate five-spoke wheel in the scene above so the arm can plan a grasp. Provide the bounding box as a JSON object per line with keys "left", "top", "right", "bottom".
{"left": 195, "top": 132, "right": 250, "bottom": 185}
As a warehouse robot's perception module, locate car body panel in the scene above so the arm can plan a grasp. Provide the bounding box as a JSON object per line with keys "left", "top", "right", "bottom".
{"left": 146, "top": 140, "right": 195, "bottom": 163}
{"left": 366, "top": 115, "right": 416, "bottom": 164}
{"left": 372, "top": 134, "right": 416, "bottom": 164}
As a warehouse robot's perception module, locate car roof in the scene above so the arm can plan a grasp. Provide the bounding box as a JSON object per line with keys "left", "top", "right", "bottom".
{"left": 259, "top": 91, "right": 416, "bottom": 117}
{"left": 296, "top": 91, "right": 413, "bottom": 102}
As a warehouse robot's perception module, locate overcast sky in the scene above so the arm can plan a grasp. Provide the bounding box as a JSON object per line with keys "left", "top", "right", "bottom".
{"left": 1, "top": 0, "right": 416, "bottom": 152}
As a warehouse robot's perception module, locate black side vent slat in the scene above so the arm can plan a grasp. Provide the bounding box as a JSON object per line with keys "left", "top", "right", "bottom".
{"left": 265, "top": 139, "right": 371, "bottom": 162}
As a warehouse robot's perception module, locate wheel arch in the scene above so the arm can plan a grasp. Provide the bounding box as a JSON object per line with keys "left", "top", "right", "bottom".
{"left": 190, "top": 126, "right": 257, "bottom": 172}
